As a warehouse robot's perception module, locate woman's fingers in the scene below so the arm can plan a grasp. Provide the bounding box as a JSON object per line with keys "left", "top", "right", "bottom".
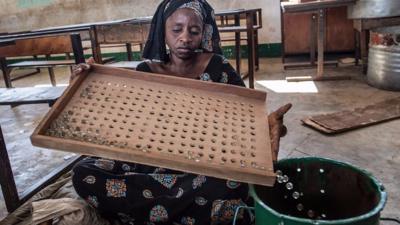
{"left": 270, "top": 103, "right": 292, "bottom": 120}
{"left": 87, "top": 57, "right": 95, "bottom": 64}
{"left": 269, "top": 124, "right": 280, "bottom": 161}
{"left": 70, "top": 63, "right": 91, "bottom": 82}
{"left": 280, "top": 125, "right": 287, "bottom": 137}
{"left": 271, "top": 137, "right": 279, "bottom": 162}
{"left": 268, "top": 103, "right": 292, "bottom": 161}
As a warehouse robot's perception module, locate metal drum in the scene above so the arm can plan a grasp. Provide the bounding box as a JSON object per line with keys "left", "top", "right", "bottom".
{"left": 367, "top": 26, "right": 400, "bottom": 91}
{"left": 348, "top": 0, "right": 400, "bottom": 19}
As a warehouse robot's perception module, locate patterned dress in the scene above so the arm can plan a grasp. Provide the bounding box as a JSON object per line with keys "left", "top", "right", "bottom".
{"left": 72, "top": 54, "right": 250, "bottom": 225}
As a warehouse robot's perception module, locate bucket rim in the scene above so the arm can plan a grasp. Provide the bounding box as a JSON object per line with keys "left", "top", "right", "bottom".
{"left": 249, "top": 156, "right": 388, "bottom": 224}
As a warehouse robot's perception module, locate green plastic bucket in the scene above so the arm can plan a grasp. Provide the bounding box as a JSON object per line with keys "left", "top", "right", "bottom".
{"left": 249, "top": 157, "right": 387, "bottom": 225}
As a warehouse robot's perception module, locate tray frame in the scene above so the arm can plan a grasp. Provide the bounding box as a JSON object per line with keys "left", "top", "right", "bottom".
{"left": 31, "top": 64, "right": 275, "bottom": 186}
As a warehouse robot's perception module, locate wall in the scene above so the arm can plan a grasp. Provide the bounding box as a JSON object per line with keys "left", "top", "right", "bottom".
{"left": 0, "top": 0, "right": 282, "bottom": 44}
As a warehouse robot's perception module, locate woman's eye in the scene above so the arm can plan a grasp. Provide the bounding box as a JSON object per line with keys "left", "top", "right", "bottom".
{"left": 172, "top": 29, "right": 182, "bottom": 33}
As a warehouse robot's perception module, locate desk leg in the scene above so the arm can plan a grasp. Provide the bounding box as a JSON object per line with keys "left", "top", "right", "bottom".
{"left": 126, "top": 43, "right": 133, "bottom": 61}
{"left": 253, "top": 11, "right": 259, "bottom": 71}
{"left": 46, "top": 55, "right": 56, "bottom": 86}
{"left": 65, "top": 53, "right": 73, "bottom": 74}
{"left": 354, "top": 29, "right": 360, "bottom": 66}
{"left": 246, "top": 12, "right": 255, "bottom": 89}
{"left": 310, "top": 13, "right": 317, "bottom": 66}
{"left": 90, "top": 26, "right": 103, "bottom": 64}
{"left": 0, "top": 57, "right": 12, "bottom": 88}
{"left": 360, "top": 30, "right": 369, "bottom": 75}
{"left": 33, "top": 55, "right": 41, "bottom": 73}
{"left": 0, "top": 125, "right": 20, "bottom": 212}
{"left": 139, "top": 43, "right": 143, "bottom": 53}
{"left": 317, "top": 9, "right": 325, "bottom": 79}
{"left": 254, "top": 29, "right": 259, "bottom": 71}
{"left": 234, "top": 15, "right": 241, "bottom": 76}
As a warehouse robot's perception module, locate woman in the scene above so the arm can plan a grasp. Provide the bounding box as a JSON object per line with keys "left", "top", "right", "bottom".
{"left": 72, "top": 0, "right": 291, "bottom": 224}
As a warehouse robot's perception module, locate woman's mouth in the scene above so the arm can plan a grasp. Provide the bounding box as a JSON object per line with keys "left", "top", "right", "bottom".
{"left": 177, "top": 47, "right": 191, "bottom": 53}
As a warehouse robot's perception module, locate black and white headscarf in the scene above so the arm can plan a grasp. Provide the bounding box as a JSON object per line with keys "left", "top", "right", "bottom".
{"left": 142, "top": 0, "right": 222, "bottom": 62}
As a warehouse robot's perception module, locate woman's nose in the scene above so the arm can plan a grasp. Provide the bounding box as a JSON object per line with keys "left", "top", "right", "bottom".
{"left": 179, "top": 30, "right": 192, "bottom": 43}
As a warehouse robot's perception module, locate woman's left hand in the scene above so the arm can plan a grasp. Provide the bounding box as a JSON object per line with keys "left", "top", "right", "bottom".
{"left": 267, "top": 103, "right": 292, "bottom": 162}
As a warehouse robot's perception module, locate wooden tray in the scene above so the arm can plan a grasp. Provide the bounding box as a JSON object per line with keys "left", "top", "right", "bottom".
{"left": 31, "top": 65, "right": 275, "bottom": 186}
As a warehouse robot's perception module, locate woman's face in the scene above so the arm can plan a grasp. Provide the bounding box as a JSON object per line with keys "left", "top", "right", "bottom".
{"left": 165, "top": 8, "right": 203, "bottom": 60}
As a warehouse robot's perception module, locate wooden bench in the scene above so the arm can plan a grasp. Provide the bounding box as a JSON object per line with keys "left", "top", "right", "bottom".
{"left": 0, "top": 34, "right": 85, "bottom": 88}
{"left": 0, "top": 124, "right": 83, "bottom": 213}
{"left": 3, "top": 56, "right": 114, "bottom": 85}
{"left": 0, "top": 86, "right": 82, "bottom": 213}
{"left": 215, "top": 9, "right": 262, "bottom": 88}
{"left": 0, "top": 86, "right": 66, "bottom": 107}
{"left": 91, "top": 21, "right": 150, "bottom": 66}
{"left": 0, "top": 35, "right": 85, "bottom": 212}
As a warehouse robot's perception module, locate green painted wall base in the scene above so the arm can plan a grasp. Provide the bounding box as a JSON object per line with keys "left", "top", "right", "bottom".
{"left": 222, "top": 43, "right": 282, "bottom": 58}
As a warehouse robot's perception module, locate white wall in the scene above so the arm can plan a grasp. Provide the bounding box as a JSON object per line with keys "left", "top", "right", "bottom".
{"left": 0, "top": 0, "right": 282, "bottom": 44}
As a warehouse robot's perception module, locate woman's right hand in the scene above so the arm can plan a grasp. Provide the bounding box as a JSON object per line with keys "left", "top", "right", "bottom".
{"left": 70, "top": 57, "right": 95, "bottom": 82}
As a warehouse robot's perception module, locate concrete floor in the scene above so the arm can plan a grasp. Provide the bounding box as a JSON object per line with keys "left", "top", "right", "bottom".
{"left": 0, "top": 59, "right": 399, "bottom": 222}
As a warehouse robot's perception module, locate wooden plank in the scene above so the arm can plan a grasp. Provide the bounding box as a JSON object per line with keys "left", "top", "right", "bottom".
{"left": 0, "top": 35, "right": 74, "bottom": 57}
{"left": 302, "top": 118, "right": 335, "bottom": 134}
{"left": 31, "top": 64, "right": 275, "bottom": 186}
{"left": 0, "top": 87, "right": 66, "bottom": 105}
{"left": 302, "top": 97, "right": 400, "bottom": 134}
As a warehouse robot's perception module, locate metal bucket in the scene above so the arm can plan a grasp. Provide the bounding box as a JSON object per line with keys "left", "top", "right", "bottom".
{"left": 367, "top": 26, "right": 400, "bottom": 91}
{"left": 347, "top": 0, "right": 400, "bottom": 19}
{"left": 249, "top": 157, "right": 387, "bottom": 225}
